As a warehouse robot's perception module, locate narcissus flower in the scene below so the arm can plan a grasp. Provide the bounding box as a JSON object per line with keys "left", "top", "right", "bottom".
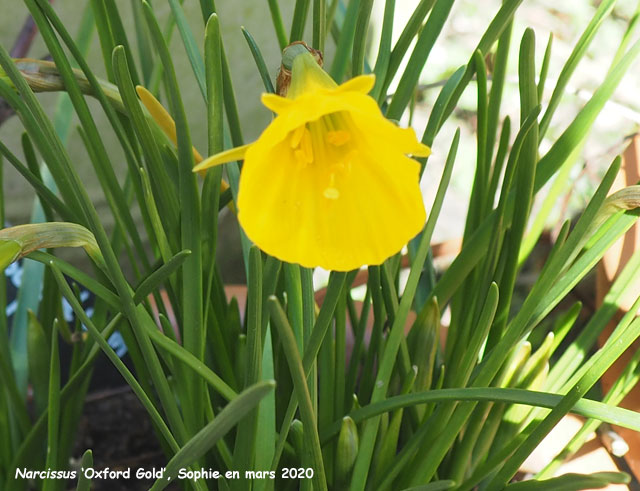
{"left": 194, "top": 46, "right": 430, "bottom": 271}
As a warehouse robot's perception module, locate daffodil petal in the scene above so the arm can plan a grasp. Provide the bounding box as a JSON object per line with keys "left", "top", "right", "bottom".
{"left": 411, "top": 141, "right": 432, "bottom": 157}
{"left": 348, "top": 110, "right": 431, "bottom": 157}
{"left": 137, "top": 85, "right": 205, "bottom": 163}
{"left": 193, "top": 144, "right": 252, "bottom": 173}
{"left": 261, "top": 93, "right": 294, "bottom": 113}
{"left": 335, "top": 74, "right": 375, "bottom": 94}
{"left": 137, "top": 85, "right": 176, "bottom": 142}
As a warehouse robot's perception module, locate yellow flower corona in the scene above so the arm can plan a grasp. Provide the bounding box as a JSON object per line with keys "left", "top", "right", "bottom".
{"left": 194, "top": 48, "right": 430, "bottom": 271}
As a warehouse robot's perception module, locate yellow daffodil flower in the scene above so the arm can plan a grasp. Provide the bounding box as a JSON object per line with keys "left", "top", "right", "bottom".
{"left": 194, "top": 46, "right": 430, "bottom": 271}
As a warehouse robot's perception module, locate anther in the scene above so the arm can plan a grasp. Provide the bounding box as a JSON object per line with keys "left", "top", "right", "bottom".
{"left": 300, "top": 128, "right": 313, "bottom": 163}
{"left": 326, "top": 130, "right": 350, "bottom": 146}
{"left": 290, "top": 125, "right": 305, "bottom": 148}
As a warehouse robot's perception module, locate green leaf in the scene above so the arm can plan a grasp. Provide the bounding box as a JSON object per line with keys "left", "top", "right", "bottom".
{"left": 313, "top": 0, "right": 327, "bottom": 52}
{"left": 505, "top": 472, "right": 629, "bottom": 490}
{"left": 75, "top": 450, "right": 93, "bottom": 491}
{"left": 370, "top": 0, "right": 395, "bottom": 101}
{"left": 538, "top": 0, "right": 616, "bottom": 138}
{"left": 268, "top": 0, "right": 288, "bottom": 49}
{"left": 290, "top": 0, "right": 311, "bottom": 43}
{"left": 168, "top": 0, "right": 207, "bottom": 101}
{"left": 231, "top": 247, "right": 263, "bottom": 484}
{"left": 150, "top": 381, "right": 275, "bottom": 491}
{"left": 330, "top": 0, "right": 361, "bottom": 81}
{"left": 351, "top": 0, "right": 374, "bottom": 76}
{"left": 143, "top": 0, "right": 205, "bottom": 433}
{"left": 386, "top": 0, "right": 455, "bottom": 120}
{"left": 132, "top": 250, "right": 191, "bottom": 304}
{"left": 382, "top": 0, "right": 436, "bottom": 96}
{"left": 269, "top": 297, "right": 328, "bottom": 491}
{"left": 321, "top": 387, "right": 640, "bottom": 442}
{"left": 27, "top": 312, "right": 50, "bottom": 416}
{"left": 241, "top": 27, "right": 276, "bottom": 94}
{"left": 42, "top": 322, "right": 60, "bottom": 491}
{"left": 350, "top": 124, "right": 458, "bottom": 491}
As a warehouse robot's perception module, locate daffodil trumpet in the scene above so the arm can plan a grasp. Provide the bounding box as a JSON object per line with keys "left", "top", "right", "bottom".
{"left": 194, "top": 45, "right": 430, "bottom": 272}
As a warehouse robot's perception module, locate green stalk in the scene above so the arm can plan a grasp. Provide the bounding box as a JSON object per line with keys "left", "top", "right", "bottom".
{"left": 142, "top": 1, "right": 204, "bottom": 433}
{"left": 42, "top": 324, "right": 60, "bottom": 491}
{"left": 269, "top": 298, "right": 328, "bottom": 491}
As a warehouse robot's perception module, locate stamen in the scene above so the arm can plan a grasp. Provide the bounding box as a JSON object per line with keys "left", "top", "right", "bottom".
{"left": 326, "top": 130, "right": 350, "bottom": 146}
{"left": 290, "top": 125, "right": 305, "bottom": 148}
{"left": 300, "top": 127, "right": 314, "bottom": 163}
{"left": 323, "top": 173, "right": 340, "bottom": 199}
{"left": 294, "top": 149, "right": 308, "bottom": 166}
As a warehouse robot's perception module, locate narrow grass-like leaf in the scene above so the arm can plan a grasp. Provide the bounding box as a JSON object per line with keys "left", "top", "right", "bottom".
{"left": 313, "top": 0, "right": 326, "bottom": 52}
{"left": 402, "top": 481, "right": 456, "bottom": 491}
{"left": 42, "top": 323, "right": 60, "bottom": 491}
{"left": 290, "top": 0, "right": 311, "bottom": 43}
{"left": 132, "top": 250, "right": 191, "bottom": 304}
{"left": 537, "top": 32, "right": 553, "bottom": 102}
{"left": 27, "top": 312, "right": 50, "bottom": 416}
{"left": 169, "top": 0, "right": 207, "bottom": 101}
{"left": 321, "top": 388, "right": 640, "bottom": 442}
{"left": 48, "top": 263, "right": 192, "bottom": 456}
{"left": 232, "top": 246, "right": 263, "bottom": 484}
{"left": 441, "top": 0, "right": 525, "bottom": 123}
{"left": 484, "top": 18, "right": 512, "bottom": 169}
{"left": 489, "top": 28, "right": 538, "bottom": 340}
{"left": 268, "top": 0, "right": 288, "bottom": 49}
{"left": 269, "top": 297, "right": 327, "bottom": 491}
{"left": 75, "top": 450, "right": 93, "bottom": 491}
{"left": 285, "top": 263, "right": 304, "bottom": 352}
{"left": 351, "top": 0, "right": 374, "bottom": 76}
{"left": 0, "top": 349, "right": 31, "bottom": 436}
{"left": 386, "top": 0, "right": 454, "bottom": 120}
{"left": 506, "top": 472, "right": 629, "bottom": 490}
{"left": 241, "top": 27, "right": 276, "bottom": 94}
{"left": 463, "top": 51, "right": 489, "bottom": 235}
{"left": 536, "top": 38, "right": 640, "bottom": 191}
{"left": 112, "top": 46, "right": 179, "bottom": 238}
{"left": 330, "top": 0, "right": 361, "bottom": 81}
{"left": 370, "top": 0, "right": 395, "bottom": 101}
{"left": 382, "top": 0, "right": 436, "bottom": 93}
{"left": 539, "top": 0, "right": 616, "bottom": 138}
{"left": 143, "top": 1, "right": 204, "bottom": 433}
{"left": 486, "top": 260, "right": 640, "bottom": 489}
{"left": 517, "top": 146, "right": 575, "bottom": 265}
{"left": 150, "top": 381, "right": 275, "bottom": 491}
{"left": 27, "top": 251, "right": 118, "bottom": 308}
{"left": 103, "top": 0, "right": 140, "bottom": 84}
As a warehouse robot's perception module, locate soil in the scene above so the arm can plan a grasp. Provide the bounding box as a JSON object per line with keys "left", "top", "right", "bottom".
{"left": 72, "top": 386, "right": 178, "bottom": 491}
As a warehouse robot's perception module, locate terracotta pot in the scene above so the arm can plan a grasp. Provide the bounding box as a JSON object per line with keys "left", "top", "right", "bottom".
{"left": 597, "top": 134, "right": 640, "bottom": 482}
